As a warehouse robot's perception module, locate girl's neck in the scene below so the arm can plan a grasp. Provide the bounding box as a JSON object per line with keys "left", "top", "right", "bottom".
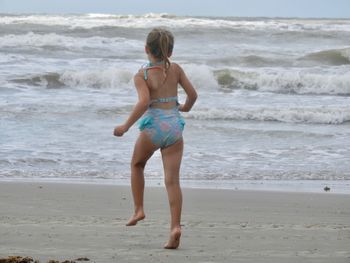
{"left": 148, "top": 54, "right": 166, "bottom": 65}
{"left": 148, "top": 59, "right": 164, "bottom": 66}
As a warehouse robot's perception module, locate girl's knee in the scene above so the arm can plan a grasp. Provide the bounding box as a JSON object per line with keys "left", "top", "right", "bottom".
{"left": 131, "top": 159, "right": 146, "bottom": 169}
{"left": 164, "top": 176, "right": 180, "bottom": 187}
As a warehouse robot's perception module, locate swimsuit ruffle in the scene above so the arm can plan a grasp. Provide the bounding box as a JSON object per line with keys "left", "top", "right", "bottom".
{"left": 138, "top": 115, "right": 154, "bottom": 131}
{"left": 179, "top": 117, "right": 185, "bottom": 130}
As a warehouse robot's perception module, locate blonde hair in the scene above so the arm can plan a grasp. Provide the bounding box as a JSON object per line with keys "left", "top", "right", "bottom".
{"left": 146, "top": 28, "right": 174, "bottom": 70}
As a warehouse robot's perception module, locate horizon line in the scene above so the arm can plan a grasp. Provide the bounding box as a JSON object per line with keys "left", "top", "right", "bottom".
{"left": 0, "top": 12, "right": 350, "bottom": 20}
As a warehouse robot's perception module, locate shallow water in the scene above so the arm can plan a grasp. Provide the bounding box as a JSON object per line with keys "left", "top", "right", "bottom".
{"left": 1, "top": 14, "right": 349, "bottom": 191}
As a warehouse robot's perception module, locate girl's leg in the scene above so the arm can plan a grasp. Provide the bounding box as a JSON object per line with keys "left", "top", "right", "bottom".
{"left": 126, "top": 131, "right": 158, "bottom": 226}
{"left": 160, "top": 138, "right": 184, "bottom": 249}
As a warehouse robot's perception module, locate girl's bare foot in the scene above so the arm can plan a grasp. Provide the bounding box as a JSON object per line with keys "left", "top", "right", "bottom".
{"left": 126, "top": 211, "right": 145, "bottom": 226}
{"left": 164, "top": 227, "right": 181, "bottom": 249}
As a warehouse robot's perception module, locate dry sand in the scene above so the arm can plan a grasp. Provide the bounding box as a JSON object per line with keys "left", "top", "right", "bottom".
{"left": 0, "top": 181, "right": 349, "bottom": 263}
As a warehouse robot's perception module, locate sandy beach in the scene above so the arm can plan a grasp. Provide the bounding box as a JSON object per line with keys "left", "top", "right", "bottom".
{"left": 0, "top": 181, "right": 349, "bottom": 263}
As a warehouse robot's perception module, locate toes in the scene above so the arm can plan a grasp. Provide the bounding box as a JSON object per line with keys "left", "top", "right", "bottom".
{"left": 126, "top": 220, "right": 137, "bottom": 226}
{"left": 125, "top": 214, "right": 145, "bottom": 226}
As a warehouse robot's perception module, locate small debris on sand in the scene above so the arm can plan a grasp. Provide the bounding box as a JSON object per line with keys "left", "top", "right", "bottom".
{"left": 0, "top": 256, "right": 38, "bottom": 263}
{"left": 0, "top": 257, "right": 90, "bottom": 263}
{"left": 324, "top": 186, "right": 330, "bottom": 192}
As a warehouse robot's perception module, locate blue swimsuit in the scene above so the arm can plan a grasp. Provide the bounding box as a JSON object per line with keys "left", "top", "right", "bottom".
{"left": 138, "top": 63, "right": 185, "bottom": 149}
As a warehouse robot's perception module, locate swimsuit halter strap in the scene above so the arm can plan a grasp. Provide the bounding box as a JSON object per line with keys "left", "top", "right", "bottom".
{"left": 143, "top": 61, "right": 165, "bottom": 80}
{"left": 141, "top": 61, "right": 177, "bottom": 106}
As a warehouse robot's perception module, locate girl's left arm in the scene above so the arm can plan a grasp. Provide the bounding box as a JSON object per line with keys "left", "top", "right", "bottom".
{"left": 113, "top": 74, "right": 150, "bottom": 137}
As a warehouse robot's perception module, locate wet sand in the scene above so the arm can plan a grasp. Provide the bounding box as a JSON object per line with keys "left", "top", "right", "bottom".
{"left": 0, "top": 181, "right": 349, "bottom": 263}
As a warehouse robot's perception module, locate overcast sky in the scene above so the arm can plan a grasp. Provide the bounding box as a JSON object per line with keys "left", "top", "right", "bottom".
{"left": 0, "top": 0, "right": 349, "bottom": 18}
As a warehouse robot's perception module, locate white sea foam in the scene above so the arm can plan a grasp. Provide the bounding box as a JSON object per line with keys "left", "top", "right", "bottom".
{"left": 0, "top": 32, "right": 142, "bottom": 51}
{"left": 8, "top": 63, "right": 350, "bottom": 96}
{"left": 215, "top": 67, "right": 350, "bottom": 95}
{"left": 188, "top": 106, "right": 350, "bottom": 124}
{"left": 10, "top": 64, "right": 218, "bottom": 90}
{"left": 1, "top": 14, "right": 350, "bottom": 31}
{"left": 60, "top": 68, "right": 134, "bottom": 89}
{"left": 182, "top": 64, "right": 219, "bottom": 90}
{"left": 9, "top": 68, "right": 134, "bottom": 90}
{"left": 254, "top": 71, "right": 350, "bottom": 95}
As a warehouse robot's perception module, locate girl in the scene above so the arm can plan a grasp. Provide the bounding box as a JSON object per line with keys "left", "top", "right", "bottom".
{"left": 113, "top": 28, "right": 197, "bottom": 249}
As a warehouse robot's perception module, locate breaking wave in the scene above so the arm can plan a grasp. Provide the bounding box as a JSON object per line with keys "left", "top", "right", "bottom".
{"left": 10, "top": 69, "right": 133, "bottom": 89}
{"left": 214, "top": 67, "right": 350, "bottom": 95}
{"left": 189, "top": 106, "right": 350, "bottom": 124}
{"left": 301, "top": 47, "right": 350, "bottom": 65}
{"left": 1, "top": 14, "right": 350, "bottom": 31}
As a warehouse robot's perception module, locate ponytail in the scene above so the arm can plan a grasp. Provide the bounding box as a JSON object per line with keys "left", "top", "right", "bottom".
{"left": 159, "top": 31, "right": 171, "bottom": 70}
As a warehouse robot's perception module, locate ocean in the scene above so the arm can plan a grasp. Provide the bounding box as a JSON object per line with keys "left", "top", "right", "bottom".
{"left": 1, "top": 14, "right": 349, "bottom": 193}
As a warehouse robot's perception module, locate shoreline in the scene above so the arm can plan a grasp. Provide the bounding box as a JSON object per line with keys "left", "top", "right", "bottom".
{"left": 0, "top": 181, "right": 349, "bottom": 263}
{"left": 0, "top": 177, "right": 349, "bottom": 195}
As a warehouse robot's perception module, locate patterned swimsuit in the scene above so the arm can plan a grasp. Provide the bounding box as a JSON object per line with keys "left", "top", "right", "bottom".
{"left": 138, "top": 62, "right": 185, "bottom": 148}
{"left": 138, "top": 97, "right": 185, "bottom": 148}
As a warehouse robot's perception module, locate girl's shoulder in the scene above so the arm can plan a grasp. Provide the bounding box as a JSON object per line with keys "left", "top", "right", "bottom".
{"left": 170, "top": 62, "right": 185, "bottom": 77}
{"left": 135, "top": 62, "right": 151, "bottom": 80}
{"left": 135, "top": 68, "right": 145, "bottom": 80}
{"left": 171, "top": 63, "right": 188, "bottom": 83}
{"left": 170, "top": 62, "right": 181, "bottom": 71}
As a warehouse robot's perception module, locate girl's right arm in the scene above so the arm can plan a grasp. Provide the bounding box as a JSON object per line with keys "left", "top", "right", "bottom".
{"left": 113, "top": 73, "right": 150, "bottom": 137}
{"left": 177, "top": 65, "right": 197, "bottom": 112}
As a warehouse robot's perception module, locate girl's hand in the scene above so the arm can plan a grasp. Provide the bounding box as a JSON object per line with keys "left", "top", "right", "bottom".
{"left": 113, "top": 124, "right": 129, "bottom": 137}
